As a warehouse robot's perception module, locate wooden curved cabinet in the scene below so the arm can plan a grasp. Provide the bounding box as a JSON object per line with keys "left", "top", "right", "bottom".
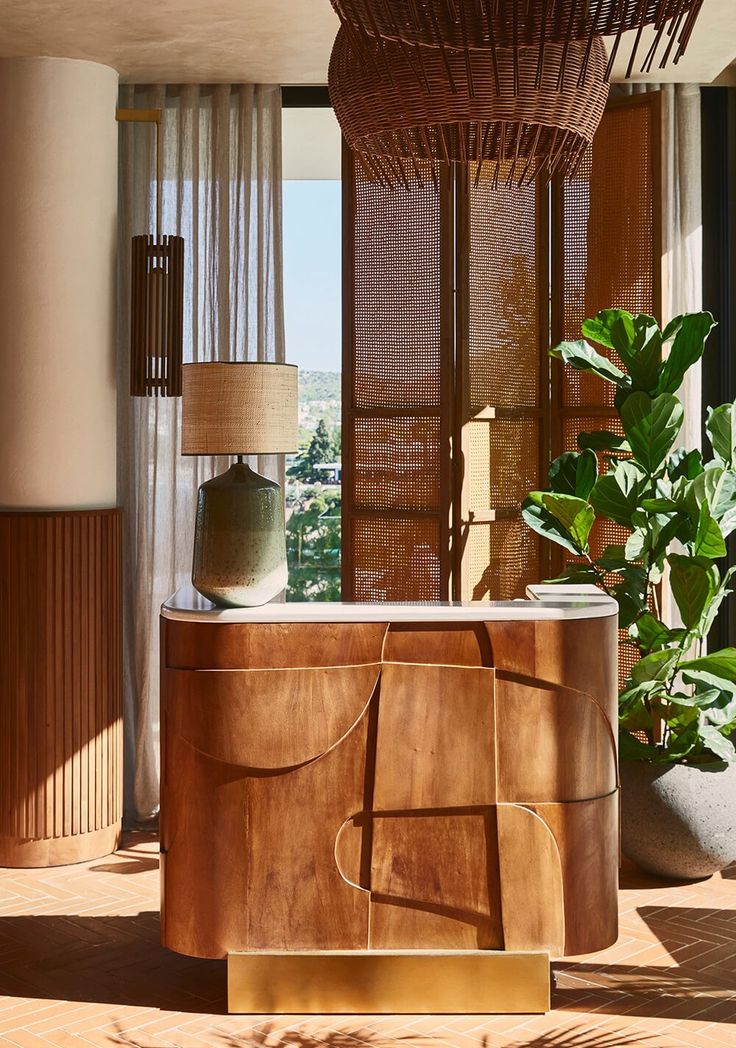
{"left": 160, "top": 584, "right": 618, "bottom": 980}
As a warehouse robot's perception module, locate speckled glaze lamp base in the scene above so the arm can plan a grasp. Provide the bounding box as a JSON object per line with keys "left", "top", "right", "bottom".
{"left": 192, "top": 461, "right": 288, "bottom": 608}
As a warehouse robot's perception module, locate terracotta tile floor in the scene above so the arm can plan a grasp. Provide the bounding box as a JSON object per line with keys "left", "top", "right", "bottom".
{"left": 1, "top": 833, "right": 735, "bottom": 1047}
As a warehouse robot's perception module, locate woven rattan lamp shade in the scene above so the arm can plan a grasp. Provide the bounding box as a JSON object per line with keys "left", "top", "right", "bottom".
{"left": 330, "top": 0, "right": 705, "bottom": 79}
{"left": 329, "top": 26, "right": 609, "bottom": 185}
{"left": 181, "top": 363, "right": 299, "bottom": 456}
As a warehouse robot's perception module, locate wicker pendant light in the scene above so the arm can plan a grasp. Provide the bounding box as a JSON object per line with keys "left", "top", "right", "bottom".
{"left": 117, "top": 108, "right": 185, "bottom": 397}
{"left": 329, "top": 24, "right": 609, "bottom": 187}
{"left": 330, "top": 0, "right": 706, "bottom": 81}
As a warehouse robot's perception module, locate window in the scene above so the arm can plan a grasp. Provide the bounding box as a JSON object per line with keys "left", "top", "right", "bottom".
{"left": 282, "top": 100, "right": 342, "bottom": 600}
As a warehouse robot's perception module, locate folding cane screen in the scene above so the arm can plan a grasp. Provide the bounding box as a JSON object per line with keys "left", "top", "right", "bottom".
{"left": 342, "top": 92, "right": 662, "bottom": 607}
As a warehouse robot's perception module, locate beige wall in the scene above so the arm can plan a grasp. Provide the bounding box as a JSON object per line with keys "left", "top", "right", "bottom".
{"left": 0, "top": 57, "right": 118, "bottom": 509}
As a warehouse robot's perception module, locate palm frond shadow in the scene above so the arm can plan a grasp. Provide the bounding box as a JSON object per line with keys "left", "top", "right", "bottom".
{"left": 112, "top": 1021, "right": 438, "bottom": 1048}
{"left": 489, "top": 1028, "right": 654, "bottom": 1047}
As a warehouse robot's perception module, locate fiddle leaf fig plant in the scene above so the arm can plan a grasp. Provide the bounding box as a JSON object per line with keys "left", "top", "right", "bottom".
{"left": 522, "top": 308, "right": 736, "bottom": 765}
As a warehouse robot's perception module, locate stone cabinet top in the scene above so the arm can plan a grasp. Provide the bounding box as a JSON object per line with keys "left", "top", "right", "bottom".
{"left": 161, "top": 583, "right": 617, "bottom": 624}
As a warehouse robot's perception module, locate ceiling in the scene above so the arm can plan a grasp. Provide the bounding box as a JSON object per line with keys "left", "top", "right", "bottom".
{"left": 0, "top": 0, "right": 734, "bottom": 85}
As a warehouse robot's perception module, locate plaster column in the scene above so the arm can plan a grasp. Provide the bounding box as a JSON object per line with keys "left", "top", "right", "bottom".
{"left": 0, "top": 57, "right": 118, "bottom": 509}
{"left": 0, "top": 58, "right": 122, "bottom": 868}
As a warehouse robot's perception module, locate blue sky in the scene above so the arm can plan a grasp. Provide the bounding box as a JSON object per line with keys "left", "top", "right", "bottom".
{"left": 283, "top": 180, "right": 341, "bottom": 373}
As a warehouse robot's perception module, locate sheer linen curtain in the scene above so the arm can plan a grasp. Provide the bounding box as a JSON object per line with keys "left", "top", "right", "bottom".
{"left": 117, "top": 84, "right": 285, "bottom": 823}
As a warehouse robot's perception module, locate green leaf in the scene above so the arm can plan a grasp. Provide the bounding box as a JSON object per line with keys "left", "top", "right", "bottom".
{"left": 597, "top": 544, "right": 629, "bottom": 571}
{"left": 667, "top": 691, "right": 713, "bottom": 709}
{"left": 548, "top": 450, "right": 597, "bottom": 499}
{"left": 546, "top": 563, "right": 601, "bottom": 586}
{"left": 682, "top": 668, "right": 736, "bottom": 696}
{"left": 630, "top": 648, "right": 680, "bottom": 685}
{"left": 625, "top": 529, "right": 647, "bottom": 561}
{"left": 541, "top": 493, "right": 595, "bottom": 552}
{"left": 613, "top": 583, "right": 645, "bottom": 629}
{"left": 668, "top": 554, "right": 718, "bottom": 630}
{"left": 681, "top": 648, "right": 736, "bottom": 683}
{"left": 522, "top": 497, "right": 583, "bottom": 557}
{"left": 668, "top": 448, "right": 704, "bottom": 482}
{"left": 699, "top": 566, "right": 736, "bottom": 640}
{"left": 550, "top": 339, "right": 628, "bottom": 386}
{"left": 625, "top": 315, "right": 663, "bottom": 393}
{"left": 706, "top": 401, "right": 736, "bottom": 467}
{"left": 693, "top": 502, "right": 727, "bottom": 559}
{"left": 656, "top": 312, "right": 716, "bottom": 395}
{"left": 629, "top": 613, "right": 675, "bottom": 653}
{"left": 577, "top": 430, "right": 631, "bottom": 454}
{"left": 698, "top": 724, "right": 736, "bottom": 763}
{"left": 581, "top": 310, "right": 634, "bottom": 351}
{"left": 618, "top": 731, "right": 658, "bottom": 761}
{"left": 621, "top": 392, "right": 684, "bottom": 475}
{"left": 590, "top": 461, "right": 646, "bottom": 527}
{"left": 662, "top": 314, "right": 684, "bottom": 342}
{"left": 662, "top": 725, "right": 699, "bottom": 762}
{"left": 686, "top": 467, "right": 736, "bottom": 535}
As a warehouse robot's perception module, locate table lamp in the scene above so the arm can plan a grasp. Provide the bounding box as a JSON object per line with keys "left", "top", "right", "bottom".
{"left": 181, "top": 361, "right": 299, "bottom": 607}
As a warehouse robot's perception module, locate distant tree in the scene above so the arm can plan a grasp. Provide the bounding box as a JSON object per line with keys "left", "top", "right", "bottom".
{"left": 286, "top": 491, "right": 341, "bottom": 601}
{"left": 288, "top": 419, "right": 339, "bottom": 483}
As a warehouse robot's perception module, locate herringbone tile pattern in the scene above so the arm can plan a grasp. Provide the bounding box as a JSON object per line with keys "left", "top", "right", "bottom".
{"left": 0, "top": 833, "right": 735, "bottom": 1047}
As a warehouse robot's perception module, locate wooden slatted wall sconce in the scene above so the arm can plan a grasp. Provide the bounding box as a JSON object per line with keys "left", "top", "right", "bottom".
{"left": 116, "top": 108, "right": 184, "bottom": 397}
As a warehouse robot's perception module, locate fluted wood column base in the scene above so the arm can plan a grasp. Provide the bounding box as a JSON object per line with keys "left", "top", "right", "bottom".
{"left": 0, "top": 508, "right": 122, "bottom": 869}
{"left": 0, "top": 823, "right": 121, "bottom": 868}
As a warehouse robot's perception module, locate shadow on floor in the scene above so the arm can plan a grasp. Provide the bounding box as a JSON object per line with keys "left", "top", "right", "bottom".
{"left": 0, "top": 912, "right": 227, "bottom": 1013}
{"left": 499, "top": 1031, "right": 653, "bottom": 1048}
{"left": 110, "top": 1020, "right": 655, "bottom": 1048}
{"left": 3, "top": 899, "right": 735, "bottom": 1027}
{"left": 554, "top": 960, "right": 736, "bottom": 1025}
{"left": 619, "top": 864, "right": 711, "bottom": 891}
{"left": 637, "top": 904, "right": 736, "bottom": 964}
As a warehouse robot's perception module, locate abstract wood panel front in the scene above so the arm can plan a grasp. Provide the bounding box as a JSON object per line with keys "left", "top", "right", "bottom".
{"left": 161, "top": 614, "right": 618, "bottom": 959}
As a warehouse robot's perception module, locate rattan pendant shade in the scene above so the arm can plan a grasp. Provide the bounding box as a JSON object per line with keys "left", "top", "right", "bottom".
{"left": 330, "top": 0, "right": 705, "bottom": 80}
{"left": 329, "top": 25, "right": 609, "bottom": 186}
{"left": 329, "top": 0, "right": 706, "bottom": 188}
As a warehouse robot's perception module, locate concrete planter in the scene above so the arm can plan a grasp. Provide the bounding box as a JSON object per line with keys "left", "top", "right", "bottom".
{"left": 620, "top": 760, "right": 736, "bottom": 880}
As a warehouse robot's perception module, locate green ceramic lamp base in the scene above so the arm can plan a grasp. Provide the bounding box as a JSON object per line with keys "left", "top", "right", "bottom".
{"left": 191, "top": 462, "right": 288, "bottom": 608}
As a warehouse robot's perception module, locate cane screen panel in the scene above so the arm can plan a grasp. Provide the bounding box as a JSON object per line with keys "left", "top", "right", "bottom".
{"left": 468, "top": 174, "right": 541, "bottom": 413}
{"left": 352, "top": 168, "right": 445, "bottom": 410}
{"left": 465, "top": 518, "right": 541, "bottom": 603}
{"left": 343, "top": 150, "right": 451, "bottom": 600}
{"left": 350, "top": 517, "right": 442, "bottom": 602}
{"left": 354, "top": 416, "right": 442, "bottom": 513}
{"left": 460, "top": 171, "right": 545, "bottom": 600}
{"left": 560, "top": 94, "right": 661, "bottom": 410}
{"left": 468, "top": 418, "right": 542, "bottom": 513}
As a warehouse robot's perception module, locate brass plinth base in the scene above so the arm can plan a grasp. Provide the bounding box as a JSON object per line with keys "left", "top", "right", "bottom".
{"left": 228, "top": 950, "right": 550, "bottom": 1014}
